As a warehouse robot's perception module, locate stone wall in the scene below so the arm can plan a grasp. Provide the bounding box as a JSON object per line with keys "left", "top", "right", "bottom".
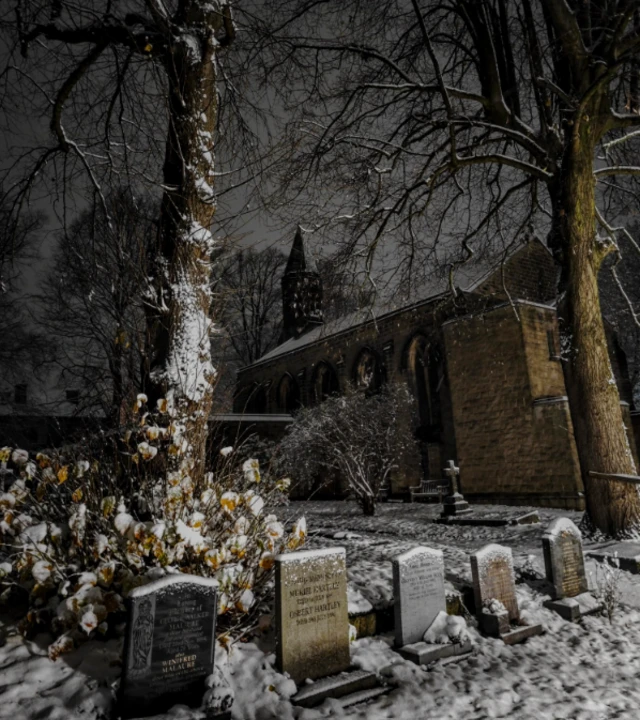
{"left": 443, "top": 301, "right": 585, "bottom": 509}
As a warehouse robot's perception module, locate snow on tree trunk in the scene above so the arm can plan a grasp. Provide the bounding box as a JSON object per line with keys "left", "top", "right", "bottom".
{"left": 557, "top": 103, "right": 640, "bottom": 537}
{"left": 144, "top": 5, "right": 226, "bottom": 482}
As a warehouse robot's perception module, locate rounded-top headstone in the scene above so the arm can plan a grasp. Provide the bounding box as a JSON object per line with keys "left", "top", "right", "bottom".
{"left": 470, "top": 543, "right": 519, "bottom": 620}
{"left": 542, "top": 517, "right": 588, "bottom": 599}
{"left": 119, "top": 574, "right": 218, "bottom": 719}
{"left": 393, "top": 546, "right": 446, "bottom": 647}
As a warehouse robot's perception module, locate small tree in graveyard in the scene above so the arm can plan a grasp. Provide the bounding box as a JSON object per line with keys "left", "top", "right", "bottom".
{"left": 279, "top": 383, "right": 413, "bottom": 516}
{"left": 0, "top": 197, "right": 45, "bottom": 384}
{"left": 38, "top": 189, "right": 157, "bottom": 426}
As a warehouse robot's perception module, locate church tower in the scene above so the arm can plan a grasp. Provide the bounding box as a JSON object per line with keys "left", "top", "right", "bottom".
{"left": 281, "top": 227, "right": 323, "bottom": 341}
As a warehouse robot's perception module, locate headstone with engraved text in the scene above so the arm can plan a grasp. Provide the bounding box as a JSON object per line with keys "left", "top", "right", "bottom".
{"left": 542, "top": 517, "right": 588, "bottom": 599}
{"left": 393, "top": 547, "right": 445, "bottom": 647}
{"left": 275, "top": 547, "right": 351, "bottom": 684}
{"left": 542, "top": 517, "right": 599, "bottom": 621}
{"left": 119, "top": 575, "right": 219, "bottom": 719}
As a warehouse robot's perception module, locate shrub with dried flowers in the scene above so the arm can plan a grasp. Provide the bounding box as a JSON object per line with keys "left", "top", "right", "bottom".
{"left": 0, "top": 394, "right": 305, "bottom": 660}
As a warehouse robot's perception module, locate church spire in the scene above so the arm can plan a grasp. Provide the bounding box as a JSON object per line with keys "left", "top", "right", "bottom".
{"left": 281, "top": 226, "right": 323, "bottom": 341}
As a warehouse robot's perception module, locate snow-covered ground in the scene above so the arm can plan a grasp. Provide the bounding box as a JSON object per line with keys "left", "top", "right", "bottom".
{"left": 3, "top": 500, "right": 640, "bottom": 720}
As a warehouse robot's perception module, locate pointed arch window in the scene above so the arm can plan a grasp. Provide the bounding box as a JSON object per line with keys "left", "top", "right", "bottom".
{"left": 277, "top": 373, "right": 301, "bottom": 413}
{"left": 352, "top": 348, "right": 382, "bottom": 393}
{"left": 406, "top": 335, "right": 443, "bottom": 436}
{"left": 312, "top": 362, "right": 340, "bottom": 403}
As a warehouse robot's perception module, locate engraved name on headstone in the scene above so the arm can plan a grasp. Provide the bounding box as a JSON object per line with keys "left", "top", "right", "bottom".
{"left": 542, "top": 517, "right": 588, "bottom": 600}
{"left": 393, "top": 547, "right": 446, "bottom": 647}
{"left": 275, "top": 547, "right": 350, "bottom": 684}
{"left": 470, "top": 544, "right": 519, "bottom": 621}
{"left": 119, "top": 575, "right": 218, "bottom": 719}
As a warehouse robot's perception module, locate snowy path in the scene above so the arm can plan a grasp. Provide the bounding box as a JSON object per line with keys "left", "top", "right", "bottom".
{"left": 2, "top": 501, "right": 640, "bottom": 720}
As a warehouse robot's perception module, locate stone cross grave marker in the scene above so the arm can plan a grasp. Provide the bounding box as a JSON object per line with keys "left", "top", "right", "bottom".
{"left": 393, "top": 547, "right": 445, "bottom": 647}
{"left": 119, "top": 575, "right": 218, "bottom": 719}
{"left": 275, "top": 547, "right": 350, "bottom": 684}
{"left": 542, "top": 517, "right": 588, "bottom": 600}
{"left": 470, "top": 543, "right": 519, "bottom": 621}
{"left": 444, "top": 460, "right": 460, "bottom": 495}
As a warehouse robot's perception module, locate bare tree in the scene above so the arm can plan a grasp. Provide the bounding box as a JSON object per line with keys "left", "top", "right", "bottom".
{"left": 264, "top": 0, "right": 640, "bottom": 536}
{"left": 0, "top": 196, "right": 44, "bottom": 385}
{"left": 215, "top": 246, "right": 287, "bottom": 366}
{"left": 0, "top": 1, "right": 246, "bottom": 481}
{"left": 38, "top": 188, "right": 156, "bottom": 426}
{"left": 279, "top": 384, "right": 413, "bottom": 516}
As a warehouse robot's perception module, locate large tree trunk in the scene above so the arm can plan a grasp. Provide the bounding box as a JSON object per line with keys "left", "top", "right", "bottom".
{"left": 556, "top": 108, "right": 640, "bottom": 537}
{"left": 144, "top": 9, "right": 224, "bottom": 482}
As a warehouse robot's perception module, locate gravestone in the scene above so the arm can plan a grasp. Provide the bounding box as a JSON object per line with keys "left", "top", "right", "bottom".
{"left": 440, "top": 460, "right": 472, "bottom": 517}
{"left": 393, "top": 547, "right": 472, "bottom": 665}
{"left": 275, "top": 547, "right": 350, "bottom": 683}
{"left": 275, "top": 547, "right": 387, "bottom": 707}
{"left": 119, "top": 575, "right": 222, "bottom": 720}
{"left": 542, "top": 517, "right": 600, "bottom": 621}
{"left": 470, "top": 544, "right": 542, "bottom": 644}
{"left": 393, "top": 547, "right": 445, "bottom": 647}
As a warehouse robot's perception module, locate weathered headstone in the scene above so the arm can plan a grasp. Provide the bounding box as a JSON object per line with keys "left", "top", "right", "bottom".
{"left": 470, "top": 544, "right": 542, "bottom": 644}
{"left": 393, "top": 547, "right": 472, "bottom": 665}
{"left": 119, "top": 575, "right": 219, "bottom": 719}
{"left": 275, "top": 547, "right": 350, "bottom": 683}
{"left": 543, "top": 518, "right": 588, "bottom": 599}
{"left": 542, "top": 517, "right": 600, "bottom": 621}
{"left": 276, "top": 547, "right": 386, "bottom": 707}
{"left": 393, "top": 547, "right": 445, "bottom": 647}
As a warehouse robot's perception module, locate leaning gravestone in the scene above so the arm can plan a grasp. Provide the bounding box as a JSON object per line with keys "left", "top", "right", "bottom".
{"left": 542, "top": 517, "right": 600, "bottom": 621}
{"left": 470, "top": 544, "right": 542, "bottom": 645}
{"left": 275, "top": 547, "right": 386, "bottom": 708}
{"left": 393, "top": 547, "right": 471, "bottom": 665}
{"left": 119, "top": 575, "right": 224, "bottom": 720}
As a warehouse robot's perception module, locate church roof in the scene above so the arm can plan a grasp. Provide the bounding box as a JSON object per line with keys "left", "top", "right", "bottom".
{"left": 244, "top": 238, "right": 553, "bottom": 369}
{"left": 284, "top": 226, "right": 318, "bottom": 275}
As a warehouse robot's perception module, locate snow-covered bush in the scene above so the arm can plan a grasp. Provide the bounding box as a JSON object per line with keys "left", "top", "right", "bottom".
{"left": 0, "top": 395, "right": 304, "bottom": 658}
{"left": 278, "top": 384, "right": 414, "bottom": 515}
{"left": 593, "top": 553, "right": 623, "bottom": 624}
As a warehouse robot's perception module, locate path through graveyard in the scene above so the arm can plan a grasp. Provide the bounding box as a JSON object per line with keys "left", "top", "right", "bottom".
{"left": 2, "top": 501, "right": 640, "bottom": 719}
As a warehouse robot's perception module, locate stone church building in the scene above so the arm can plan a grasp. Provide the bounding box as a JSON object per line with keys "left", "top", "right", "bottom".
{"left": 233, "top": 229, "right": 637, "bottom": 510}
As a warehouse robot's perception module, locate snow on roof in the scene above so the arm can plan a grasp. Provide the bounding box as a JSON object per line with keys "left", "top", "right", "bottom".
{"left": 243, "top": 238, "right": 549, "bottom": 370}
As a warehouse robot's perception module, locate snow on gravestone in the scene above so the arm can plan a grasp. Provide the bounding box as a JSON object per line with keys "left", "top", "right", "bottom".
{"left": 275, "top": 547, "right": 350, "bottom": 684}
{"left": 542, "top": 517, "right": 588, "bottom": 600}
{"left": 119, "top": 575, "right": 218, "bottom": 719}
{"left": 393, "top": 547, "right": 446, "bottom": 647}
{"left": 470, "top": 544, "right": 519, "bottom": 621}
